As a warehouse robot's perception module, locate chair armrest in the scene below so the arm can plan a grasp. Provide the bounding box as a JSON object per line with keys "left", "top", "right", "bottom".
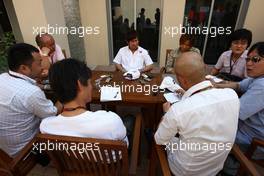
{"left": 251, "top": 138, "right": 264, "bottom": 148}
{"left": 0, "top": 169, "right": 12, "bottom": 176}
{"left": 231, "top": 144, "right": 261, "bottom": 176}
{"left": 160, "top": 67, "right": 165, "bottom": 74}
{"left": 155, "top": 145, "right": 172, "bottom": 176}
{"left": 246, "top": 138, "right": 264, "bottom": 159}
{"left": 10, "top": 137, "right": 37, "bottom": 168}
{"left": 129, "top": 113, "right": 142, "bottom": 175}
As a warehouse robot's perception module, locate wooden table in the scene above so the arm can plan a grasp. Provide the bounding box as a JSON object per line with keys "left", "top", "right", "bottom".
{"left": 90, "top": 70, "right": 166, "bottom": 129}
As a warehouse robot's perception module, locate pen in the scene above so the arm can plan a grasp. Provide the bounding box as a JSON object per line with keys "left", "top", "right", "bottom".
{"left": 113, "top": 91, "right": 119, "bottom": 98}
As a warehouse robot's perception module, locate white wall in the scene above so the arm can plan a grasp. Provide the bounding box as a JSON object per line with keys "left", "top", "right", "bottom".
{"left": 9, "top": 0, "right": 70, "bottom": 56}
{"left": 79, "top": 0, "right": 110, "bottom": 66}
{"left": 12, "top": 0, "right": 47, "bottom": 45}
{"left": 243, "top": 0, "right": 264, "bottom": 46}
{"left": 159, "top": 0, "right": 186, "bottom": 67}
{"left": 42, "top": 0, "right": 70, "bottom": 57}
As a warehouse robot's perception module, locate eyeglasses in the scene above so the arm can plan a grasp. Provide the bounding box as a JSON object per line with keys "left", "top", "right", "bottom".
{"left": 246, "top": 56, "right": 264, "bottom": 63}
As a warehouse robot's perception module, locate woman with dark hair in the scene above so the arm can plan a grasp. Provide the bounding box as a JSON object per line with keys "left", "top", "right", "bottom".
{"left": 40, "top": 59, "right": 128, "bottom": 144}
{"left": 211, "top": 28, "right": 252, "bottom": 81}
{"left": 165, "top": 34, "right": 200, "bottom": 73}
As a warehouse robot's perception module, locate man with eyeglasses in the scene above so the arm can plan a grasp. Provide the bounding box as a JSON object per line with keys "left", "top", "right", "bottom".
{"left": 214, "top": 42, "right": 264, "bottom": 175}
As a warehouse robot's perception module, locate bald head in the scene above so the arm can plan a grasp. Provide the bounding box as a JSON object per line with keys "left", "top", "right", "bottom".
{"left": 175, "top": 51, "right": 205, "bottom": 89}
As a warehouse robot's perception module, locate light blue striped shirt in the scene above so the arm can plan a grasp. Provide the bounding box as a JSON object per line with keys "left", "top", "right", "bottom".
{"left": 0, "top": 71, "right": 57, "bottom": 157}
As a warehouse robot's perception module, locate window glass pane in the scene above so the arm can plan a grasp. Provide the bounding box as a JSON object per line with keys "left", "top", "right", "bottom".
{"left": 183, "top": 0, "right": 212, "bottom": 54}
{"left": 204, "top": 0, "right": 242, "bottom": 64}
{"left": 136, "top": 0, "right": 161, "bottom": 62}
{"left": 111, "top": 0, "right": 134, "bottom": 57}
{"left": 110, "top": 0, "right": 161, "bottom": 62}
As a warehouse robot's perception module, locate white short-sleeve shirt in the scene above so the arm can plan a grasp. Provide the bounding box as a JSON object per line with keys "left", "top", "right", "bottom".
{"left": 113, "top": 46, "right": 153, "bottom": 71}
{"left": 155, "top": 81, "right": 239, "bottom": 176}
{"left": 40, "top": 110, "right": 128, "bottom": 145}
{"left": 214, "top": 50, "right": 248, "bottom": 78}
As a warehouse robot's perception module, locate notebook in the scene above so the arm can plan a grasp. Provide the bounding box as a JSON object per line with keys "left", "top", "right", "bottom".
{"left": 163, "top": 93, "right": 181, "bottom": 104}
{"left": 100, "top": 86, "right": 122, "bottom": 102}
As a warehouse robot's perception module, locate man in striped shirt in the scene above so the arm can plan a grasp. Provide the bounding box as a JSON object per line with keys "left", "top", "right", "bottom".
{"left": 0, "top": 43, "right": 61, "bottom": 157}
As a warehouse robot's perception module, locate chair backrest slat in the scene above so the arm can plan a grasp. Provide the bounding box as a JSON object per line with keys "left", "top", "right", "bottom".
{"left": 100, "top": 149, "right": 110, "bottom": 174}
{"left": 107, "top": 149, "right": 115, "bottom": 175}
{"left": 94, "top": 149, "right": 105, "bottom": 175}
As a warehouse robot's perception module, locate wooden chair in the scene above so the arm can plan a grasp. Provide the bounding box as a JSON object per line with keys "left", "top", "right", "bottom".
{"left": 235, "top": 138, "right": 264, "bottom": 175}
{"left": 245, "top": 138, "right": 264, "bottom": 168}
{"left": 160, "top": 49, "right": 173, "bottom": 74}
{"left": 148, "top": 143, "right": 261, "bottom": 176}
{"left": 231, "top": 144, "right": 261, "bottom": 176}
{"left": 148, "top": 144, "right": 171, "bottom": 176}
{"left": 36, "top": 113, "right": 142, "bottom": 176}
{"left": 0, "top": 138, "right": 38, "bottom": 176}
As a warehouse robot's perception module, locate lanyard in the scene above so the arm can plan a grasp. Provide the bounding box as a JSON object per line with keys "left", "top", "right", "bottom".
{"left": 190, "top": 86, "right": 213, "bottom": 97}
{"left": 8, "top": 72, "right": 26, "bottom": 81}
{"left": 62, "top": 106, "right": 86, "bottom": 112}
{"left": 229, "top": 55, "right": 239, "bottom": 74}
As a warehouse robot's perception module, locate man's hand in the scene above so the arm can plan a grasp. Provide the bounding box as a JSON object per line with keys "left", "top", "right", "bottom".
{"left": 175, "top": 89, "right": 185, "bottom": 96}
{"left": 163, "top": 102, "right": 171, "bottom": 114}
{"left": 41, "top": 69, "right": 49, "bottom": 78}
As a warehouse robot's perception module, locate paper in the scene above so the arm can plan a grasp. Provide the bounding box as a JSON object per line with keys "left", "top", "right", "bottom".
{"left": 160, "top": 76, "right": 182, "bottom": 92}
{"left": 100, "top": 86, "right": 122, "bottom": 102}
{"left": 164, "top": 93, "right": 181, "bottom": 104}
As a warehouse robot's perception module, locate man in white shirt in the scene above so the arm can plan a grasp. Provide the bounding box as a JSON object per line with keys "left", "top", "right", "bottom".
{"left": 113, "top": 30, "right": 153, "bottom": 73}
{"left": 35, "top": 33, "right": 65, "bottom": 76}
{"left": 40, "top": 59, "right": 128, "bottom": 145}
{"left": 155, "top": 52, "right": 240, "bottom": 176}
{"left": 0, "top": 43, "right": 61, "bottom": 157}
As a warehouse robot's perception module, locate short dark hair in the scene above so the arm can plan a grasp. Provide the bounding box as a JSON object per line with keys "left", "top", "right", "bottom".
{"left": 179, "top": 34, "right": 194, "bottom": 46}
{"left": 248, "top": 42, "right": 264, "bottom": 57}
{"left": 7, "top": 43, "right": 39, "bottom": 71}
{"left": 229, "top": 28, "right": 252, "bottom": 48}
{"left": 126, "top": 30, "right": 138, "bottom": 42}
{"left": 49, "top": 59, "right": 92, "bottom": 104}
